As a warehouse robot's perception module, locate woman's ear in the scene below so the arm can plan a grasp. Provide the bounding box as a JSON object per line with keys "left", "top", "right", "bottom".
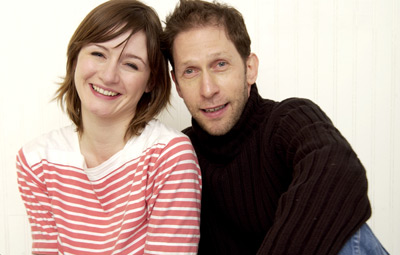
{"left": 145, "top": 79, "right": 154, "bottom": 93}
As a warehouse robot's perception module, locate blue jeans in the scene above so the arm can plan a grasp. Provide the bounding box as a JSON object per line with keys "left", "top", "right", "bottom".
{"left": 338, "top": 224, "right": 389, "bottom": 255}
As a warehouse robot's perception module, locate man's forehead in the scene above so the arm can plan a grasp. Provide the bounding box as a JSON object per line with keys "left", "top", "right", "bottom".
{"left": 172, "top": 27, "right": 233, "bottom": 57}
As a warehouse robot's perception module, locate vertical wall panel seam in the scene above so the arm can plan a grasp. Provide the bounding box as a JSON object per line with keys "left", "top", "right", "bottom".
{"left": 352, "top": 0, "right": 358, "bottom": 145}
{"left": 313, "top": 0, "right": 319, "bottom": 100}
{"left": 1, "top": 161, "right": 7, "bottom": 254}
{"left": 390, "top": 0, "right": 397, "bottom": 240}
{"left": 274, "top": 0, "right": 279, "bottom": 98}
{"left": 255, "top": 0, "right": 260, "bottom": 56}
{"left": 294, "top": 0, "right": 299, "bottom": 97}
{"left": 3, "top": 157, "right": 10, "bottom": 255}
{"left": 333, "top": 0, "right": 338, "bottom": 123}
{"left": 370, "top": 0, "right": 378, "bottom": 227}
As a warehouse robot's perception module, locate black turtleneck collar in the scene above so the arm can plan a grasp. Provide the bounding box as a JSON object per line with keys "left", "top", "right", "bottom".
{"left": 184, "top": 84, "right": 274, "bottom": 164}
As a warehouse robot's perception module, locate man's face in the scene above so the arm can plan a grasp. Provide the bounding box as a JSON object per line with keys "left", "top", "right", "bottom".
{"left": 171, "top": 25, "right": 258, "bottom": 136}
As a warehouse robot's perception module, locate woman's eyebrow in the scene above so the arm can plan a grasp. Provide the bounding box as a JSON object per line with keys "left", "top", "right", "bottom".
{"left": 90, "top": 43, "right": 147, "bottom": 65}
{"left": 124, "top": 53, "right": 146, "bottom": 65}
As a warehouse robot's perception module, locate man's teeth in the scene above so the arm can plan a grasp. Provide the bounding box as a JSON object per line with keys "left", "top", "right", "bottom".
{"left": 92, "top": 85, "right": 118, "bottom": 96}
{"left": 204, "top": 105, "right": 225, "bottom": 113}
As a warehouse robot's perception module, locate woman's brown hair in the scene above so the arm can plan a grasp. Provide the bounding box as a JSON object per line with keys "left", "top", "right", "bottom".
{"left": 55, "top": 0, "right": 171, "bottom": 139}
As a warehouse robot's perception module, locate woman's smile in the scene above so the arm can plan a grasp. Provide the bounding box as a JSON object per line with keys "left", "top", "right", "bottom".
{"left": 91, "top": 83, "right": 120, "bottom": 97}
{"left": 74, "top": 29, "right": 150, "bottom": 121}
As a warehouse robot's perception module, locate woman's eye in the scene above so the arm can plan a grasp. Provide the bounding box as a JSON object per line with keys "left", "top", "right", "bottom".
{"left": 126, "top": 63, "right": 138, "bottom": 70}
{"left": 91, "top": 52, "right": 104, "bottom": 58}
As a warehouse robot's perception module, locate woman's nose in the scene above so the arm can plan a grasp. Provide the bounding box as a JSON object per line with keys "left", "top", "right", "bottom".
{"left": 99, "top": 61, "right": 120, "bottom": 85}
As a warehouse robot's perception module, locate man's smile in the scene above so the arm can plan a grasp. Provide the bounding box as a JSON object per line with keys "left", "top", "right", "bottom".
{"left": 202, "top": 104, "right": 227, "bottom": 113}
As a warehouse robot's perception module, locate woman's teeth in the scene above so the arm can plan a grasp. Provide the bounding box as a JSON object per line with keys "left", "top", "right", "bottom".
{"left": 92, "top": 85, "right": 119, "bottom": 96}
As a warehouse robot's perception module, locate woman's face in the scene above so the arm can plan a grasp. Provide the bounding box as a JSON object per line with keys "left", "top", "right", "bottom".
{"left": 74, "top": 30, "right": 150, "bottom": 124}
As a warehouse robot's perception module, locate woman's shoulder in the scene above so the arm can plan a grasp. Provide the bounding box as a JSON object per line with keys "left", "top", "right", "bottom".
{"left": 124, "top": 119, "right": 188, "bottom": 151}
{"left": 121, "top": 119, "right": 192, "bottom": 161}
{"left": 19, "top": 125, "right": 80, "bottom": 166}
{"left": 22, "top": 125, "right": 78, "bottom": 152}
{"left": 142, "top": 119, "right": 188, "bottom": 142}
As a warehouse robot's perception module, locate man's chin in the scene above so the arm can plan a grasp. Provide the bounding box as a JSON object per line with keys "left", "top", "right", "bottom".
{"left": 198, "top": 121, "right": 232, "bottom": 136}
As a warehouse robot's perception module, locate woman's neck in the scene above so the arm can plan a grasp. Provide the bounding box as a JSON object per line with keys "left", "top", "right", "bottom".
{"left": 79, "top": 115, "right": 130, "bottom": 168}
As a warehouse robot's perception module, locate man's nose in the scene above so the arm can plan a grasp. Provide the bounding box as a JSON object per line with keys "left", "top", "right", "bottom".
{"left": 199, "top": 71, "right": 219, "bottom": 98}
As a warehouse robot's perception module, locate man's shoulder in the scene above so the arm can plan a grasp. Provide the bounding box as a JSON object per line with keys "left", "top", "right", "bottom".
{"left": 271, "top": 97, "right": 326, "bottom": 119}
{"left": 270, "top": 97, "right": 333, "bottom": 130}
{"left": 275, "top": 97, "right": 318, "bottom": 110}
{"left": 181, "top": 126, "right": 196, "bottom": 143}
{"left": 181, "top": 126, "right": 192, "bottom": 135}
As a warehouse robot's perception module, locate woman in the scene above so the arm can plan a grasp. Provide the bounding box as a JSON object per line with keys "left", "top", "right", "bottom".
{"left": 16, "top": 0, "right": 201, "bottom": 254}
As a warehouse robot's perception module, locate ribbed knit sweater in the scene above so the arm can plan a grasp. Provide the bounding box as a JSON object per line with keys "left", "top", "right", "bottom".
{"left": 183, "top": 84, "right": 371, "bottom": 255}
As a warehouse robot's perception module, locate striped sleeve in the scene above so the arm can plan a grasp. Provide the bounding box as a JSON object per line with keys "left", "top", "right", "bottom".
{"left": 144, "top": 136, "right": 202, "bottom": 255}
{"left": 16, "top": 149, "right": 58, "bottom": 255}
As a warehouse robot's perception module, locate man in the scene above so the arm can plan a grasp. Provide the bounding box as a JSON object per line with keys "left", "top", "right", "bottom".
{"left": 162, "top": 0, "right": 388, "bottom": 254}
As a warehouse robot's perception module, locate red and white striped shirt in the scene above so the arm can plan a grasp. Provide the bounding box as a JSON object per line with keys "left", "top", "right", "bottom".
{"left": 16, "top": 120, "right": 201, "bottom": 255}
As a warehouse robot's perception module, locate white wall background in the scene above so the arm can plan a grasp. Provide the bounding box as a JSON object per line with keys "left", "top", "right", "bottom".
{"left": 0, "top": 0, "right": 398, "bottom": 254}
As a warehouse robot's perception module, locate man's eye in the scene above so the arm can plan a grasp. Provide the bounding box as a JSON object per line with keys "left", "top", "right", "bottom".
{"left": 217, "top": 61, "right": 226, "bottom": 67}
{"left": 184, "top": 69, "right": 194, "bottom": 75}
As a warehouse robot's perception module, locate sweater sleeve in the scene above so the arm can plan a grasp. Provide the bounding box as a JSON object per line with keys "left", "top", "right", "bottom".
{"left": 16, "top": 148, "right": 59, "bottom": 255}
{"left": 144, "top": 136, "right": 202, "bottom": 254}
{"left": 257, "top": 98, "right": 371, "bottom": 255}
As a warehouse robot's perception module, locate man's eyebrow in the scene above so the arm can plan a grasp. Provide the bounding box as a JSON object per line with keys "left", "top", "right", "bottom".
{"left": 209, "top": 52, "right": 225, "bottom": 58}
{"left": 179, "top": 52, "right": 230, "bottom": 67}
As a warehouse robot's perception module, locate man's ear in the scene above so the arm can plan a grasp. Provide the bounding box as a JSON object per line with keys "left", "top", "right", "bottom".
{"left": 171, "top": 70, "right": 183, "bottom": 98}
{"left": 246, "top": 53, "right": 259, "bottom": 85}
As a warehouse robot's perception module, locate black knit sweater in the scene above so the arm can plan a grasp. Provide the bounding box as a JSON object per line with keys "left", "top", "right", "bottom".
{"left": 183, "top": 84, "right": 371, "bottom": 255}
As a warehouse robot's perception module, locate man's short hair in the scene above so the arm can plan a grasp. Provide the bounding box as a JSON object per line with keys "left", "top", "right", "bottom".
{"left": 162, "top": 0, "right": 251, "bottom": 69}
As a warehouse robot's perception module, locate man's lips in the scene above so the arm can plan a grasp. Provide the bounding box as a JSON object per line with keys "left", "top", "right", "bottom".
{"left": 202, "top": 103, "right": 227, "bottom": 113}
